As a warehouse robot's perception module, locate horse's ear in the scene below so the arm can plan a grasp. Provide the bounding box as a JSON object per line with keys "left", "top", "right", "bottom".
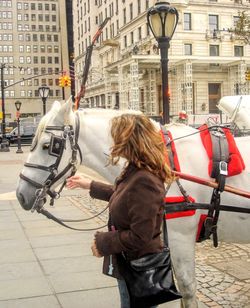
{"left": 55, "top": 97, "right": 74, "bottom": 125}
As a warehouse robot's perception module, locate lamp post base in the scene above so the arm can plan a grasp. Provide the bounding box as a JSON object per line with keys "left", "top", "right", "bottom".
{"left": 16, "top": 148, "right": 23, "bottom": 154}
{"left": 0, "top": 139, "right": 10, "bottom": 152}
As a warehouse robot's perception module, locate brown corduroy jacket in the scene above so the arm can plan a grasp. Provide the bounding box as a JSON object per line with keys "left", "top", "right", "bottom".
{"left": 89, "top": 163, "right": 165, "bottom": 279}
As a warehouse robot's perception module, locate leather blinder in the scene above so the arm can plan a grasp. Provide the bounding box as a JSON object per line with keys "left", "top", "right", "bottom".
{"left": 49, "top": 136, "right": 64, "bottom": 157}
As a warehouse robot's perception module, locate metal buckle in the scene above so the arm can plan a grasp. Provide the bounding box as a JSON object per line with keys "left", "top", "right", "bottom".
{"left": 219, "top": 161, "right": 228, "bottom": 176}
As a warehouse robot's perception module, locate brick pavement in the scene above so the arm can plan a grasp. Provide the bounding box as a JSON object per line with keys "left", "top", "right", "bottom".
{"left": 0, "top": 146, "right": 249, "bottom": 307}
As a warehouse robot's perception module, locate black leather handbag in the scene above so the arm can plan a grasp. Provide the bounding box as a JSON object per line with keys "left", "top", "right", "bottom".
{"left": 117, "top": 213, "right": 182, "bottom": 308}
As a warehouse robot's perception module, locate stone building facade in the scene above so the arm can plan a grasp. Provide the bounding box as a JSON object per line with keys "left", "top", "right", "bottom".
{"left": 73, "top": 0, "right": 250, "bottom": 119}
{"left": 0, "top": 0, "right": 71, "bottom": 121}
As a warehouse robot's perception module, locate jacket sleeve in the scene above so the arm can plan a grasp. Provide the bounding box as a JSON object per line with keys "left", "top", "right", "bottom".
{"left": 89, "top": 181, "right": 115, "bottom": 202}
{"left": 95, "top": 176, "right": 164, "bottom": 256}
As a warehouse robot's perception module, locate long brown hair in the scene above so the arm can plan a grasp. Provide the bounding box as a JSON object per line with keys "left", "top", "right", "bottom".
{"left": 109, "top": 114, "right": 173, "bottom": 183}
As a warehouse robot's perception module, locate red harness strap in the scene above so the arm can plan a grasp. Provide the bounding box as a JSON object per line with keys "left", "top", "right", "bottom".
{"left": 164, "top": 196, "right": 196, "bottom": 219}
{"left": 161, "top": 127, "right": 207, "bottom": 242}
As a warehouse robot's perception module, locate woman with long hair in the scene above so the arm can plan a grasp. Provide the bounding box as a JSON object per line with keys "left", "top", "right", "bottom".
{"left": 66, "top": 114, "right": 174, "bottom": 307}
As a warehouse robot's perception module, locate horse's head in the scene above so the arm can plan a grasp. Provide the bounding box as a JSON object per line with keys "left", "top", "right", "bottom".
{"left": 16, "top": 99, "right": 81, "bottom": 211}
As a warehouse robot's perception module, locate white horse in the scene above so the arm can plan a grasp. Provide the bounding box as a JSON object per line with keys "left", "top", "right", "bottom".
{"left": 16, "top": 100, "right": 250, "bottom": 308}
{"left": 218, "top": 95, "right": 250, "bottom": 130}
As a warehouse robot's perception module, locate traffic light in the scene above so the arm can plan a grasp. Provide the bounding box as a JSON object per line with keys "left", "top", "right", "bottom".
{"left": 245, "top": 70, "right": 250, "bottom": 81}
{"left": 59, "top": 76, "right": 65, "bottom": 87}
{"left": 59, "top": 76, "right": 71, "bottom": 87}
{"left": 64, "top": 76, "right": 71, "bottom": 87}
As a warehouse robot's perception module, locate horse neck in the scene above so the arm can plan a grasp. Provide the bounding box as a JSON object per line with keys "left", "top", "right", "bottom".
{"left": 76, "top": 110, "right": 122, "bottom": 183}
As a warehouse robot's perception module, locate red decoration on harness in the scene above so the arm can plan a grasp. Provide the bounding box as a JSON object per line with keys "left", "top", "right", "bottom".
{"left": 164, "top": 196, "right": 196, "bottom": 219}
{"left": 160, "top": 130, "right": 181, "bottom": 171}
{"left": 199, "top": 124, "right": 245, "bottom": 177}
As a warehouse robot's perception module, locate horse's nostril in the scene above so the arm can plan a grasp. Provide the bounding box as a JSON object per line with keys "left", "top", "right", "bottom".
{"left": 18, "top": 193, "right": 25, "bottom": 205}
{"left": 16, "top": 191, "right": 25, "bottom": 206}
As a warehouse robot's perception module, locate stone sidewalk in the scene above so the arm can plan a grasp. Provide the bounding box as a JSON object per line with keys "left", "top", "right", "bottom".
{"left": 0, "top": 146, "right": 249, "bottom": 308}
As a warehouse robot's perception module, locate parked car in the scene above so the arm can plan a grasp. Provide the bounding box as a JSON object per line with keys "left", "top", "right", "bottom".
{"left": 0, "top": 125, "right": 37, "bottom": 145}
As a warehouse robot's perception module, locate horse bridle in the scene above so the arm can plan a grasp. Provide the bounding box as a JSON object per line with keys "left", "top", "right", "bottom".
{"left": 19, "top": 112, "right": 109, "bottom": 231}
{"left": 20, "top": 112, "right": 82, "bottom": 211}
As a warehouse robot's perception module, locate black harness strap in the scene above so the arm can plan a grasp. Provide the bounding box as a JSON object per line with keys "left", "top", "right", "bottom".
{"left": 164, "top": 201, "right": 250, "bottom": 214}
{"left": 204, "top": 127, "right": 230, "bottom": 246}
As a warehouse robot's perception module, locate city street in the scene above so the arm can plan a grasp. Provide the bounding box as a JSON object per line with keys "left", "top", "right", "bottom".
{"left": 0, "top": 147, "right": 249, "bottom": 308}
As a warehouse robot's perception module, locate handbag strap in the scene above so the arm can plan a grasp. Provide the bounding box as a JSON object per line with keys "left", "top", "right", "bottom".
{"left": 163, "top": 212, "right": 169, "bottom": 247}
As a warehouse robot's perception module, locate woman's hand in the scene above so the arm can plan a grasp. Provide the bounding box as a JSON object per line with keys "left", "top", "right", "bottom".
{"left": 91, "top": 240, "right": 102, "bottom": 258}
{"left": 66, "top": 175, "right": 92, "bottom": 190}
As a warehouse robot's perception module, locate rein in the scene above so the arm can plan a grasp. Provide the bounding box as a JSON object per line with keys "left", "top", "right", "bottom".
{"left": 19, "top": 112, "right": 108, "bottom": 231}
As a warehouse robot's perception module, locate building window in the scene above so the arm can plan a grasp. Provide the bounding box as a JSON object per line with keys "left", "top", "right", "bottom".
{"left": 184, "top": 43, "right": 192, "bottom": 55}
{"left": 233, "top": 16, "right": 240, "bottom": 27}
{"left": 17, "top": 2, "right": 22, "bottom": 9}
{"left": 124, "top": 35, "right": 127, "bottom": 48}
{"left": 234, "top": 45, "right": 243, "bottom": 57}
{"left": 131, "top": 31, "right": 134, "bottom": 44}
{"left": 138, "top": 0, "right": 141, "bottom": 14}
{"left": 123, "top": 8, "right": 126, "bottom": 25}
{"left": 129, "top": 3, "right": 133, "bottom": 20}
{"left": 38, "top": 3, "right": 42, "bottom": 10}
{"left": 31, "top": 3, "right": 35, "bottom": 10}
{"left": 138, "top": 27, "right": 142, "bottom": 40}
{"left": 146, "top": 0, "right": 149, "bottom": 9}
{"left": 210, "top": 44, "right": 219, "bottom": 56}
{"left": 52, "top": 4, "right": 56, "bottom": 11}
{"left": 184, "top": 13, "right": 191, "bottom": 30}
{"left": 209, "top": 15, "right": 218, "bottom": 31}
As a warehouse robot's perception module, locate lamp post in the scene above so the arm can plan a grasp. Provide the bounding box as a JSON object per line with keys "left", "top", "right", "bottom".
{"left": 147, "top": 2, "right": 178, "bottom": 124}
{"left": 0, "top": 63, "right": 10, "bottom": 152}
{"left": 38, "top": 86, "right": 50, "bottom": 115}
{"left": 14, "top": 100, "right": 23, "bottom": 154}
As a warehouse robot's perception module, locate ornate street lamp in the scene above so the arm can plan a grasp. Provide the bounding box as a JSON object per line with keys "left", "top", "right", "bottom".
{"left": 147, "top": 2, "right": 178, "bottom": 124}
{"left": 14, "top": 100, "right": 23, "bottom": 154}
{"left": 38, "top": 86, "right": 50, "bottom": 115}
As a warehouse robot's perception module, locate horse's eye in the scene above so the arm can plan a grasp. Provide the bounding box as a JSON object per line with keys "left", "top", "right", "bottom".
{"left": 42, "top": 143, "right": 50, "bottom": 150}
